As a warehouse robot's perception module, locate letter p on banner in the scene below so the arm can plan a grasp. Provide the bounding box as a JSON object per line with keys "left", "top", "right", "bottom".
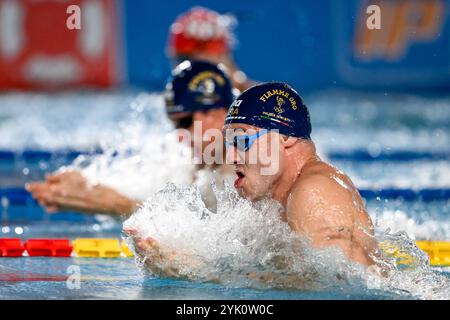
{"left": 0, "top": 0, "right": 120, "bottom": 90}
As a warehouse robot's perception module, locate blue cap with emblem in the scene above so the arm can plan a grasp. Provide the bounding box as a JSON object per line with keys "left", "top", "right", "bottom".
{"left": 224, "top": 82, "right": 311, "bottom": 139}
{"left": 165, "top": 60, "right": 234, "bottom": 114}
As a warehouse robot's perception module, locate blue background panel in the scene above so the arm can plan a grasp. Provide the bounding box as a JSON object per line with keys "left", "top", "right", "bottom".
{"left": 121, "top": 0, "right": 450, "bottom": 92}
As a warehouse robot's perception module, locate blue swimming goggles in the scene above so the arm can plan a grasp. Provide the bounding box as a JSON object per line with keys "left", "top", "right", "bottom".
{"left": 225, "top": 129, "right": 269, "bottom": 152}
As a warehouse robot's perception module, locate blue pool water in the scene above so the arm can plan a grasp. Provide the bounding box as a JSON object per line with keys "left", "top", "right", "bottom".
{"left": 0, "top": 90, "right": 449, "bottom": 299}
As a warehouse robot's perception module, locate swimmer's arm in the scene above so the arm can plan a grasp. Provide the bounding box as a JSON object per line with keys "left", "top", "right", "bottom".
{"left": 125, "top": 229, "right": 312, "bottom": 287}
{"left": 26, "top": 170, "right": 139, "bottom": 218}
{"left": 96, "top": 186, "right": 139, "bottom": 217}
{"left": 286, "top": 174, "right": 374, "bottom": 266}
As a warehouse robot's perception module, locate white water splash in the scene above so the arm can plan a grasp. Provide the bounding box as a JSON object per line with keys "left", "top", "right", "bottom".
{"left": 57, "top": 93, "right": 196, "bottom": 201}
{"left": 73, "top": 133, "right": 195, "bottom": 201}
{"left": 341, "top": 161, "right": 450, "bottom": 189}
{"left": 124, "top": 183, "right": 450, "bottom": 299}
{"left": 65, "top": 92, "right": 235, "bottom": 205}
{"left": 372, "top": 209, "right": 450, "bottom": 240}
{"left": 0, "top": 91, "right": 138, "bottom": 150}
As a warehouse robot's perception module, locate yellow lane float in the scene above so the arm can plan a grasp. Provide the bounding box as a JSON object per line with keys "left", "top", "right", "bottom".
{"left": 121, "top": 241, "right": 134, "bottom": 258}
{"left": 5, "top": 237, "right": 449, "bottom": 265}
{"left": 73, "top": 238, "right": 122, "bottom": 258}
{"left": 380, "top": 240, "right": 450, "bottom": 267}
{"left": 416, "top": 241, "right": 450, "bottom": 266}
{"left": 379, "top": 241, "right": 417, "bottom": 267}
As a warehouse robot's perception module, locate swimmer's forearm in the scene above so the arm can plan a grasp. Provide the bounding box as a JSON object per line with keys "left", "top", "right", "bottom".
{"left": 109, "top": 193, "right": 140, "bottom": 217}
{"left": 72, "top": 185, "right": 140, "bottom": 217}
{"left": 138, "top": 246, "right": 209, "bottom": 281}
{"left": 27, "top": 171, "right": 140, "bottom": 218}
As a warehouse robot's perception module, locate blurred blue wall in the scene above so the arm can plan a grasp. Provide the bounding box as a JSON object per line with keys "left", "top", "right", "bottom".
{"left": 121, "top": 0, "right": 450, "bottom": 92}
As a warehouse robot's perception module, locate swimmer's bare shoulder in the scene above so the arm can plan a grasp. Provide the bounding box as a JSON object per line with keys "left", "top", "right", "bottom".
{"left": 285, "top": 159, "right": 377, "bottom": 266}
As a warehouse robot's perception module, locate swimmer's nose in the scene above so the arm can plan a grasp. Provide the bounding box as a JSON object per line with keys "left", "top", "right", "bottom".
{"left": 225, "top": 145, "right": 243, "bottom": 164}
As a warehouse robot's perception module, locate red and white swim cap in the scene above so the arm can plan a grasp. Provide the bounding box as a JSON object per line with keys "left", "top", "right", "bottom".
{"left": 168, "top": 7, "right": 235, "bottom": 58}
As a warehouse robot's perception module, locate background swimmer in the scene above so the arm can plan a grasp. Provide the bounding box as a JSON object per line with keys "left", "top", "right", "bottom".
{"left": 167, "top": 6, "right": 255, "bottom": 91}
{"left": 26, "top": 61, "right": 235, "bottom": 217}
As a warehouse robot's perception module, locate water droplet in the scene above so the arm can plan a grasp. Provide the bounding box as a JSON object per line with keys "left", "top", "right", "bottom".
{"left": 1, "top": 196, "right": 9, "bottom": 208}
{"left": 368, "top": 143, "right": 381, "bottom": 158}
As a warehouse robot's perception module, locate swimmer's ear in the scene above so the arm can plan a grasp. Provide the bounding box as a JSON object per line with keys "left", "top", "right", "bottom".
{"left": 280, "top": 136, "right": 298, "bottom": 149}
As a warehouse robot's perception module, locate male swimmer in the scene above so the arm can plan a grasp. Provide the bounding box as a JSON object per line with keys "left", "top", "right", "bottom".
{"left": 126, "top": 82, "right": 379, "bottom": 274}
{"left": 26, "top": 61, "right": 235, "bottom": 217}
{"left": 167, "top": 6, "right": 255, "bottom": 91}
{"left": 223, "top": 82, "right": 378, "bottom": 266}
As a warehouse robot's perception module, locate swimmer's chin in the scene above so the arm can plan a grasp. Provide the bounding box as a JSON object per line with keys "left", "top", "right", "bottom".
{"left": 236, "top": 187, "right": 253, "bottom": 201}
{"left": 236, "top": 187, "right": 246, "bottom": 198}
{"left": 237, "top": 187, "right": 267, "bottom": 202}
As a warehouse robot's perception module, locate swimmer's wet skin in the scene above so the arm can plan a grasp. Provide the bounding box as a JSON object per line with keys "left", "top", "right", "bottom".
{"left": 223, "top": 82, "right": 379, "bottom": 268}
{"left": 125, "top": 82, "right": 381, "bottom": 286}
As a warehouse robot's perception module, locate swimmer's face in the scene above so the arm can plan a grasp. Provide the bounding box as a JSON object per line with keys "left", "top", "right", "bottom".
{"left": 170, "top": 108, "right": 228, "bottom": 157}
{"left": 224, "top": 124, "right": 285, "bottom": 201}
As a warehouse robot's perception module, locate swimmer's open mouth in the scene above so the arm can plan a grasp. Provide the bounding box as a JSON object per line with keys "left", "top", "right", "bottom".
{"left": 235, "top": 171, "right": 245, "bottom": 188}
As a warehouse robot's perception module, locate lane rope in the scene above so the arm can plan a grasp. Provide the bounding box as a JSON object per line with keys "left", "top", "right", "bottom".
{"left": 1, "top": 148, "right": 449, "bottom": 164}
{"left": 1, "top": 238, "right": 450, "bottom": 267}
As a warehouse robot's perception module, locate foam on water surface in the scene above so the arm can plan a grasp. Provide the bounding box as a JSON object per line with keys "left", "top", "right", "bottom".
{"left": 124, "top": 183, "right": 450, "bottom": 299}
{"left": 0, "top": 91, "right": 138, "bottom": 150}
{"left": 51, "top": 92, "right": 195, "bottom": 200}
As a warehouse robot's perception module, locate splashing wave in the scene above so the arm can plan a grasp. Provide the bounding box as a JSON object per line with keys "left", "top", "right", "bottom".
{"left": 124, "top": 183, "right": 450, "bottom": 299}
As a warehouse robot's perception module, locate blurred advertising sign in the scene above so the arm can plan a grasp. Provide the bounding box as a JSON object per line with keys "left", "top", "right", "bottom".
{"left": 334, "top": 0, "right": 449, "bottom": 88}
{"left": 0, "top": 0, "right": 119, "bottom": 90}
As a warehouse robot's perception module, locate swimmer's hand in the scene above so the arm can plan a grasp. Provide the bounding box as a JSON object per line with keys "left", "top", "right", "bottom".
{"left": 123, "top": 228, "right": 181, "bottom": 278}
{"left": 123, "top": 227, "right": 210, "bottom": 281}
{"left": 25, "top": 170, "right": 138, "bottom": 217}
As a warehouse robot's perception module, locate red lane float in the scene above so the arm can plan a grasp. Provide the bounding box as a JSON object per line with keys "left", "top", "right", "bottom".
{"left": 0, "top": 238, "right": 25, "bottom": 257}
{"left": 24, "top": 239, "right": 72, "bottom": 257}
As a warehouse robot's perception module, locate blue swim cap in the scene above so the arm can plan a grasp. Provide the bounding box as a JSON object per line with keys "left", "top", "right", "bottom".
{"left": 224, "top": 82, "right": 311, "bottom": 139}
{"left": 165, "top": 60, "right": 234, "bottom": 114}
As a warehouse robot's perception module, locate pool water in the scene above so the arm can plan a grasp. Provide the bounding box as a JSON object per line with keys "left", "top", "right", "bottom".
{"left": 0, "top": 90, "right": 449, "bottom": 300}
